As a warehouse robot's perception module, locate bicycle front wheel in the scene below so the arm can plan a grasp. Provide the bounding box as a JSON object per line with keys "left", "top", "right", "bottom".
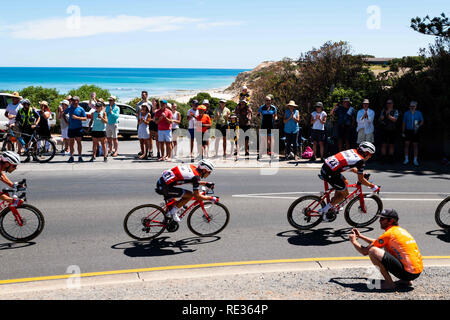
{"left": 287, "top": 195, "right": 324, "bottom": 230}
{"left": 344, "top": 195, "right": 382, "bottom": 227}
{"left": 123, "top": 204, "right": 167, "bottom": 241}
{"left": 0, "top": 204, "right": 45, "bottom": 242}
{"left": 187, "top": 202, "right": 230, "bottom": 236}
{"left": 435, "top": 196, "right": 450, "bottom": 229}
{"left": 32, "top": 138, "right": 56, "bottom": 163}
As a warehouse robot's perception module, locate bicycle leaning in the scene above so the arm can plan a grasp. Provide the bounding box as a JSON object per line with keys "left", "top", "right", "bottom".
{"left": 1, "top": 128, "right": 56, "bottom": 163}
{"left": 287, "top": 173, "right": 383, "bottom": 230}
{"left": 435, "top": 195, "right": 450, "bottom": 229}
{"left": 0, "top": 179, "right": 45, "bottom": 242}
{"left": 123, "top": 185, "right": 230, "bottom": 241}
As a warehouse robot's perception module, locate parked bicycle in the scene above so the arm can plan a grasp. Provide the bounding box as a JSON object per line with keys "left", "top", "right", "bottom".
{"left": 1, "top": 128, "right": 56, "bottom": 163}
{"left": 0, "top": 179, "right": 45, "bottom": 242}
{"left": 287, "top": 173, "right": 383, "bottom": 229}
{"left": 124, "top": 185, "right": 230, "bottom": 241}
{"left": 435, "top": 195, "right": 450, "bottom": 229}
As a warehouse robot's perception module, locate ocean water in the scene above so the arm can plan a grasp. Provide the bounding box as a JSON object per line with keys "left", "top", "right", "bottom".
{"left": 0, "top": 67, "right": 247, "bottom": 102}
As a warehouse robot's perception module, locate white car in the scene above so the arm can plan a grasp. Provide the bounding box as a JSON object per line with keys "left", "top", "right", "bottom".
{"left": 79, "top": 101, "right": 138, "bottom": 138}
{"left": 0, "top": 93, "right": 56, "bottom": 130}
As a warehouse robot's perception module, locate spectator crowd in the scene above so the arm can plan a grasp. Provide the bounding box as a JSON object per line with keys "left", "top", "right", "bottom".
{"left": 5, "top": 87, "right": 426, "bottom": 166}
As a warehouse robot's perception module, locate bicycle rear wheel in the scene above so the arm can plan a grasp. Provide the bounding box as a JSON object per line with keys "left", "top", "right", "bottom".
{"left": 435, "top": 196, "right": 450, "bottom": 229}
{"left": 187, "top": 202, "right": 230, "bottom": 236}
{"left": 344, "top": 195, "right": 382, "bottom": 227}
{"left": 287, "top": 195, "right": 324, "bottom": 230}
{"left": 32, "top": 138, "right": 56, "bottom": 163}
{"left": 0, "top": 204, "right": 45, "bottom": 242}
{"left": 123, "top": 204, "right": 167, "bottom": 241}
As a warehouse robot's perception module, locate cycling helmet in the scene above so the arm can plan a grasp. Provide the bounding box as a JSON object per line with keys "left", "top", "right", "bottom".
{"left": 1, "top": 151, "right": 21, "bottom": 165}
{"left": 358, "top": 141, "right": 376, "bottom": 154}
{"left": 198, "top": 159, "right": 215, "bottom": 172}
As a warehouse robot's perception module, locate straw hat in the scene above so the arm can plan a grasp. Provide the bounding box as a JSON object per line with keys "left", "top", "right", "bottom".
{"left": 286, "top": 100, "right": 298, "bottom": 107}
{"left": 11, "top": 92, "right": 22, "bottom": 99}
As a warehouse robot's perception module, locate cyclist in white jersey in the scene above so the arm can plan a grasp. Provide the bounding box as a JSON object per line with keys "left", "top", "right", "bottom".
{"left": 319, "top": 142, "right": 380, "bottom": 221}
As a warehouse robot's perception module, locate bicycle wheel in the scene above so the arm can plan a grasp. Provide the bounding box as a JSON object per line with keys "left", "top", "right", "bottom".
{"left": 435, "top": 196, "right": 450, "bottom": 229}
{"left": 287, "top": 195, "right": 324, "bottom": 230}
{"left": 123, "top": 204, "right": 167, "bottom": 241}
{"left": 187, "top": 202, "right": 230, "bottom": 236}
{"left": 0, "top": 204, "right": 45, "bottom": 242}
{"left": 344, "top": 195, "right": 382, "bottom": 227}
{"left": 32, "top": 138, "right": 56, "bottom": 163}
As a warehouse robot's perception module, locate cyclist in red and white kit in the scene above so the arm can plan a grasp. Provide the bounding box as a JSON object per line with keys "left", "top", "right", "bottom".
{"left": 156, "top": 159, "right": 218, "bottom": 222}
{"left": 319, "top": 141, "right": 379, "bottom": 221}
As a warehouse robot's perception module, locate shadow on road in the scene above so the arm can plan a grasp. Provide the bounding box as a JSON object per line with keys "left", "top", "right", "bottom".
{"left": 426, "top": 229, "right": 450, "bottom": 243}
{"left": 329, "top": 277, "right": 414, "bottom": 293}
{"left": 277, "top": 227, "right": 374, "bottom": 247}
{"left": 0, "top": 242, "right": 36, "bottom": 250}
{"left": 111, "top": 236, "right": 221, "bottom": 257}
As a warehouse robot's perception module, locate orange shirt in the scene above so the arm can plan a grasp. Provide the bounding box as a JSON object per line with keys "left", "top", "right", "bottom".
{"left": 372, "top": 226, "right": 423, "bottom": 274}
{"left": 197, "top": 114, "right": 211, "bottom": 133}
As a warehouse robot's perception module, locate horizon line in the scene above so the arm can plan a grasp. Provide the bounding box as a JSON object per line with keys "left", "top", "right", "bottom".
{"left": 0, "top": 66, "right": 253, "bottom": 70}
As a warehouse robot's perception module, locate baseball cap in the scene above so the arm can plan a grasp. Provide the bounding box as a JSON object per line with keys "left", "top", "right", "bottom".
{"left": 377, "top": 209, "right": 399, "bottom": 221}
{"left": 220, "top": 99, "right": 226, "bottom": 103}
{"left": 202, "top": 99, "right": 209, "bottom": 105}
{"left": 72, "top": 96, "right": 80, "bottom": 101}
{"left": 410, "top": 101, "right": 418, "bottom": 107}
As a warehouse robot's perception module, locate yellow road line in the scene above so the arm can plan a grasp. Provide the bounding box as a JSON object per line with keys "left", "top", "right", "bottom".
{"left": 1, "top": 256, "right": 449, "bottom": 285}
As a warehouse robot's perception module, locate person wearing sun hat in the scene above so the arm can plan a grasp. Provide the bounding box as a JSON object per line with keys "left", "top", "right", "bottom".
{"left": 283, "top": 100, "right": 300, "bottom": 160}
{"left": 349, "top": 208, "right": 423, "bottom": 290}
{"left": 5, "top": 92, "right": 24, "bottom": 152}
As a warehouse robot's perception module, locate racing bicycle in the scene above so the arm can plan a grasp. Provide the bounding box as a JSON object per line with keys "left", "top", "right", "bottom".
{"left": 287, "top": 173, "right": 383, "bottom": 230}
{"left": 0, "top": 179, "right": 45, "bottom": 242}
{"left": 123, "top": 185, "right": 230, "bottom": 241}
{"left": 1, "top": 128, "right": 56, "bottom": 163}
{"left": 435, "top": 195, "right": 450, "bottom": 229}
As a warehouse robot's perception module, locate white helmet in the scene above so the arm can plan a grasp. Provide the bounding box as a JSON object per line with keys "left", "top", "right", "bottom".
{"left": 1, "top": 151, "right": 21, "bottom": 165}
{"left": 198, "top": 159, "right": 215, "bottom": 172}
{"left": 358, "top": 141, "right": 376, "bottom": 154}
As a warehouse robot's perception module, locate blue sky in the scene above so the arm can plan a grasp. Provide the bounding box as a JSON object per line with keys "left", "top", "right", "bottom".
{"left": 0, "top": 0, "right": 447, "bottom": 68}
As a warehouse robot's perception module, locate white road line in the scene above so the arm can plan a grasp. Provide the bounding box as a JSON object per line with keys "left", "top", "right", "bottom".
{"left": 232, "top": 193, "right": 445, "bottom": 201}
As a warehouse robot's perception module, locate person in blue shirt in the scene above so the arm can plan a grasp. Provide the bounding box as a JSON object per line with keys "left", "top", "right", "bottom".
{"left": 283, "top": 100, "right": 300, "bottom": 160}
{"left": 257, "top": 95, "right": 278, "bottom": 158}
{"left": 64, "top": 96, "right": 87, "bottom": 163}
{"left": 106, "top": 96, "right": 121, "bottom": 157}
{"left": 402, "top": 101, "right": 424, "bottom": 166}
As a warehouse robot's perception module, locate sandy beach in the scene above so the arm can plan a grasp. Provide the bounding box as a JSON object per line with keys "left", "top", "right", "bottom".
{"left": 150, "top": 87, "right": 235, "bottom": 104}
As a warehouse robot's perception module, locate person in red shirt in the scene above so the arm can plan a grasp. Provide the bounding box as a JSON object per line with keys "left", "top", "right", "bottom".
{"left": 154, "top": 100, "right": 173, "bottom": 161}
{"left": 196, "top": 105, "right": 211, "bottom": 158}
{"left": 349, "top": 209, "right": 423, "bottom": 290}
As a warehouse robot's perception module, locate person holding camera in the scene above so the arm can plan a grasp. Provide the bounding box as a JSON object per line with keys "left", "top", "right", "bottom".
{"left": 88, "top": 102, "right": 108, "bottom": 162}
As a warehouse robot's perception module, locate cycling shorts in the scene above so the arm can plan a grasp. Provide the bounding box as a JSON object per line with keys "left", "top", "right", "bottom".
{"left": 320, "top": 165, "right": 346, "bottom": 191}
{"left": 156, "top": 177, "right": 186, "bottom": 199}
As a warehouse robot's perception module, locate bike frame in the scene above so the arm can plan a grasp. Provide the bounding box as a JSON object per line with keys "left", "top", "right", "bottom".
{"left": 0, "top": 200, "right": 24, "bottom": 226}
{"left": 143, "top": 191, "right": 212, "bottom": 228}
{"left": 305, "top": 179, "right": 367, "bottom": 217}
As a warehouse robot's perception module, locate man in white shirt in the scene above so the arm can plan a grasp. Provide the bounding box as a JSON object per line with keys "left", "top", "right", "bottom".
{"left": 356, "top": 99, "right": 375, "bottom": 144}
{"left": 5, "top": 92, "right": 23, "bottom": 154}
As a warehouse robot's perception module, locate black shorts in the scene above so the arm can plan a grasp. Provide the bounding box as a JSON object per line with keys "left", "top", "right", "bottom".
{"left": 311, "top": 129, "right": 326, "bottom": 142}
{"left": 404, "top": 129, "right": 420, "bottom": 143}
{"left": 382, "top": 251, "right": 421, "bottom": 281}
{"left": 156, "top": 178, "right": 186, "bottom": 199}
{"left": 337, "top": 125, "right": 352, "bottom": 141}
{"left": 91, "top": 131, "right": 106, "bottom": 138}
{"left": 149, "top": 121, "right": 158, "bottom": 132}
{"left": 320, "top": 165, "right": 346, "bottom": 191}
{"left": 68, "top": 128, "right": 84, "bottom": 138}
{"left": 381, "top": 129, "right": 397, "bottom": 144}
{"left": 215, "top": 124, "right": 228, "bottom": 137}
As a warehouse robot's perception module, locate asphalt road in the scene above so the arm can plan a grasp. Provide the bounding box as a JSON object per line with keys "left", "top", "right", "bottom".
{"left": 0, "top": 167, "right": 449, "bottom": 281}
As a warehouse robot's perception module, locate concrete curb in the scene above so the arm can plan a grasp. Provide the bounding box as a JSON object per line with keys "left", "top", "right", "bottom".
{"left": 1, "top": 258, "right": 449, "bottom": 295}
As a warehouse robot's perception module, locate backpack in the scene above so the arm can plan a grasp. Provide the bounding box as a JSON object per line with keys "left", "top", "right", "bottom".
{"left": 302, "top": 146, "right": 314, "bottom": 159}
